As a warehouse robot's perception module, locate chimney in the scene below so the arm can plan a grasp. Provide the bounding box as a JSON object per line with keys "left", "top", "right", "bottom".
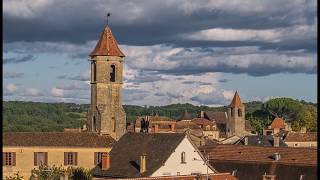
{"left": 200, "top": 111, "right": 204, "bottom": 118}
{"left": 140, "top": 154, "right": 147, "bottom": 173}
{"left": 171, "top": 123, "right": 176, "bottom": 132}
{"left": 154, "top": 124, "right": 159, "bottom": 133}
{"left": 274, "top": 153, "right": 280, "bottom": 161}
{"left": 273, "top": 135, "right": 280, "bottom": 147}
{"left": 244, "top": 137, "right": 248, "bottom": 145}
{"left": 300, "top": 127, "right": 306, "bottom": 133}
{"left": 262, "top": 174, "right": 276, "bottom": 180}
{"left": 101, "top": 153, "right": 110, "bottom": 170}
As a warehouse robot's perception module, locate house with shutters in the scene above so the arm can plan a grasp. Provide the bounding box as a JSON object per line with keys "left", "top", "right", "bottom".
{"left": 91, "top": 133, "right": 219, "bottom": 179}
{"left": 3, "top": 132, "right": 115, "bottom": 179}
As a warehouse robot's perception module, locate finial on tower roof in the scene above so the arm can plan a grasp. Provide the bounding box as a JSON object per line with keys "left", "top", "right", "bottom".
{"left": 106, "top": 12, "right": 111, "bottom": 26}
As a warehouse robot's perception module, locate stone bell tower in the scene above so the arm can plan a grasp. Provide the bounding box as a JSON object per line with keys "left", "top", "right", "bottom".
{"left": 87, "top": 25, "right": 126, "bottom": 140}
{"left": 226, "top": 91, "right": 245, "bottom": 137}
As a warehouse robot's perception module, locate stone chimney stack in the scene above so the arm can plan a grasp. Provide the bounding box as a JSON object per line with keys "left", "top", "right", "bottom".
{"left": 274, "top": 152, "right": 281, "bottom": 161}
{"left": 262, "top": 174, "right": 276, "bottom": 180}
{"left": 154, "top": 124, "right": 159, "bottom": 133}
{"left": 200, "top": 111, "right": 204, "bottom": 118}
{"left": 273, "top": 135, "right": 280, "bottom": 147}
{"left": 101, "top": 153, "right": 110, "bottom": 170}
{"left": 140, "top": 154, "right": 147, "bottom": 173}
{"left": 171, "top": 123, "right": 176, "bottom": 132}
{"left": 244, "top": 136, "right": 248, "bottom": 145}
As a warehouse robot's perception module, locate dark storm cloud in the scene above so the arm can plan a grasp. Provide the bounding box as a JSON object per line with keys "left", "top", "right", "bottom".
{"left": 3, "top": 54, "right": 35, "bottom": 64}
{"left": 3, "top": 0, "right": 317, "bottom": 52}
{"left": 218, "top": 79, "right": 230, "bottom": 83}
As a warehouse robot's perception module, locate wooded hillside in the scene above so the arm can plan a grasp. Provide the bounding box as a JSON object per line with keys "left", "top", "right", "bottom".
{"left": 3, "top": 98, "right": 317, "bottom": 134}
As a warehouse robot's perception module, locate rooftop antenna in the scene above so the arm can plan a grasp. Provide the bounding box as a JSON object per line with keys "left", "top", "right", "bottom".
{"left": 106, "top": 12, "right": 111, "bottom": 26}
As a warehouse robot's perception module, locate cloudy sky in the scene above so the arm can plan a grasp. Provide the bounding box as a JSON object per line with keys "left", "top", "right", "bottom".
{"left": 3, "top": 0, "right": 317, "bottom": 106}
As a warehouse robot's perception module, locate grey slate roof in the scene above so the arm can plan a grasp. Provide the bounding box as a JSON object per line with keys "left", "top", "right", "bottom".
{"left": 235, "top": 135, "right": 288, "bottom": 147}
{"left": 3, "top": 132, "right": 115, "bottom": 148}
{"left": 92, "top": 132, "right": 186, "bottom": 178}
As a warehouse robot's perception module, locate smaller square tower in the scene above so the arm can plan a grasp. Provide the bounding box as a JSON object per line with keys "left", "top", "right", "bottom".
{"left": 226, "top": 91, "right": 245, "bottom": 137}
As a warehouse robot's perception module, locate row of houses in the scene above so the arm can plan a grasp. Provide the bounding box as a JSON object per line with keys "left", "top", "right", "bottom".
{"left": 3, "top": 132, "right": 317, "bottom": 180}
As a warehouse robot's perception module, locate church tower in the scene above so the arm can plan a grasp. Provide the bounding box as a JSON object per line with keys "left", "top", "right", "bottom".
{"left": 87, "top": 25, "right": 126, "bottom": 140}
{"left": 226, "top": 91, "right": 245, "bottom": 137}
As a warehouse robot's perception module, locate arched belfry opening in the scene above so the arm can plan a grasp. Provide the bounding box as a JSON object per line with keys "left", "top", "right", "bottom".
{"left": 110, "top": 65, "right": 116, "bottom": 82}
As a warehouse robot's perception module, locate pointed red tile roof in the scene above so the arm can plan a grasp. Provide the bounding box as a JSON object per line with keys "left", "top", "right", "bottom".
{"left": 90, "top": 26, "right": 125, "bottom": 57}
{"left": 270, "top": 117, "right": 285, "bottom": 129}
{"left": 229, "top": 91, "right": 244, "bottom": 108}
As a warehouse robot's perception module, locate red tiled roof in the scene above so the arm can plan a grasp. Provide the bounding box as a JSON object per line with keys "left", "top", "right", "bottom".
{"left": 90, "top": 26, "right": 125, "bottom": 57}
{"left": 3, "top": 132, "right": 115, "bottom": 148}
{"left": 97, "top": 173, "right": 238, "bottom": 180}
{"left": 191, "top": 118, "right": 216, "bottom": 126}
{"left": 270, "top": 117, "right": 285, "bottom": 129}
{"left": 199, "top": 144, "right": 316, "bottom": 165}
{"left": 284, "top": 132, "right": 317, "bottom": 142}
{"left": 229, "top": 91, "right": 243, "bottom": 108}
{"left": 204, "top": 111, "right": 227, "bottom": 124}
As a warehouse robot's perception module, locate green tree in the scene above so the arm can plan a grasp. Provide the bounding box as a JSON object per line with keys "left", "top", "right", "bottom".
{"left": 68, "top": 167, "right": 92, "bottom": 180}
{"left": 30, "top": 164, "right": 65, "bottom": 180}
{"left": 263, "top": 98, "right": 303, "bottom": 121}
{"left": 293, "top": 105, "right": 317, "bottom": 132}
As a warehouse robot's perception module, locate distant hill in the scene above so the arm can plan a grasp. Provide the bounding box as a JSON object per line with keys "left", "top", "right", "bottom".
{"left": 3, "top": 100, "right": 316, "bottom": 133}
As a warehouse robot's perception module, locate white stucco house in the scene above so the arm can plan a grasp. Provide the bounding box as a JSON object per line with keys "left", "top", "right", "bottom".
{"left": 92, "top": 132, "right": 216, "bottom": 178}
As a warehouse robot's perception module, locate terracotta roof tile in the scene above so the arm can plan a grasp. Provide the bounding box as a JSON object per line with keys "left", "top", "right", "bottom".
{"left": 179, "top": 110, "right": 193, "bottom": 120}
{"left": 204, "top": 111, "right": 227, "bottom": 124}
{"left": 284, "top": 132, "right": 317, "bottom": 142}
{"left": 96, "top": 173, "right": 238, "bottom": 180}
{"left": 90, "top": 26, "right": 125, "bottom": 57}
{"left": 3, "top": 132, "right": 115, "bottom": 148}
{"left": 199, "top": 144, "right": 316, "bottom": 165}
{"left": 270, "top": 117, "right": 285, "bottom": 129}
{"left": 92, "top": 133, "right": 186, "bottom": 178}
{"left": 229, "top": 91, "right": 243, "bottom": 108}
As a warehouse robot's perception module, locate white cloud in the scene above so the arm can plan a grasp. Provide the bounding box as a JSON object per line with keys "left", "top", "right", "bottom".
{"left": 50, "top": 87, "right": 64, "bottom": 97}
{"left": 5, "top": 83, "right": 18, "bottom": 93}
{"left": 186, "top": 24, "right": 316, "bottom": 42}
{"left": 24, "top": 88, "right": 42, "bottom": 96}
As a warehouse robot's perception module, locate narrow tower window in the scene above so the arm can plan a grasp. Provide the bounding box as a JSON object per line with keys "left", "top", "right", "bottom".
{"left": 231, "top": 108, "right": 234, "bottom": 117}
{"left": 91, "top": 61, "right": 97, "bottom": 82}
{"left": 238, "top": 109, "right": 242, "bottom": 117}
{"left": 93, "top": 116, "right": 97, "bottom": 132}
{"left": 110, "top": 65, "right": 116, "bottom": 82}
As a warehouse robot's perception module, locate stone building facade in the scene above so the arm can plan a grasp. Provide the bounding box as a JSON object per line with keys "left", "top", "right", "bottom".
{"left": 87, "top": 26, "right": 126, "bottom": 140}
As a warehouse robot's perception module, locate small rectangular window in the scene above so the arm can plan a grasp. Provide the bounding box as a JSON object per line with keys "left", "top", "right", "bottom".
{"left": 94, "top": 152, "right": 104, "bottom": 165}
{"left": 3, "top": 152, "right": 16, "bottom": 166}
{"left": 34, "top": 152, "right": 48, "bottom": 166}
{"left": 64, "top": 152, "right": 77, "bottom": 166}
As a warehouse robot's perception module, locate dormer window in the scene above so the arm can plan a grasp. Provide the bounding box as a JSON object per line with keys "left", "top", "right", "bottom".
{"left": 181, "top": 152, "right": 186, "bottom": 164}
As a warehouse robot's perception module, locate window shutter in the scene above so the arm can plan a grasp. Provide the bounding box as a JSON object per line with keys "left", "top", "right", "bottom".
{"left": 74, "top": 152, "right": 78, "bottom": 166}
{"left": 12, "top": 153, "right": 16, "bottom": 166}
{"left": 34, "top": 152, "right": 38, "bottom": 166}
{"left": 45, "top": 152, "right": 48, "bottom": 165}
{"left": 3, "top": 153, "right": 5, "bottom": 166}
{"left": 94, "top": 152, "right": 97, "bottom": 165}
{"left": 64, "top": 152, "right": 67, "bottom": 166}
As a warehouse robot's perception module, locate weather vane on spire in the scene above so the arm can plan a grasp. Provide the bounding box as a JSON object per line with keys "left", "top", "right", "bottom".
{"left": 106, "top": 12, "right": 111, "bottom": 26}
